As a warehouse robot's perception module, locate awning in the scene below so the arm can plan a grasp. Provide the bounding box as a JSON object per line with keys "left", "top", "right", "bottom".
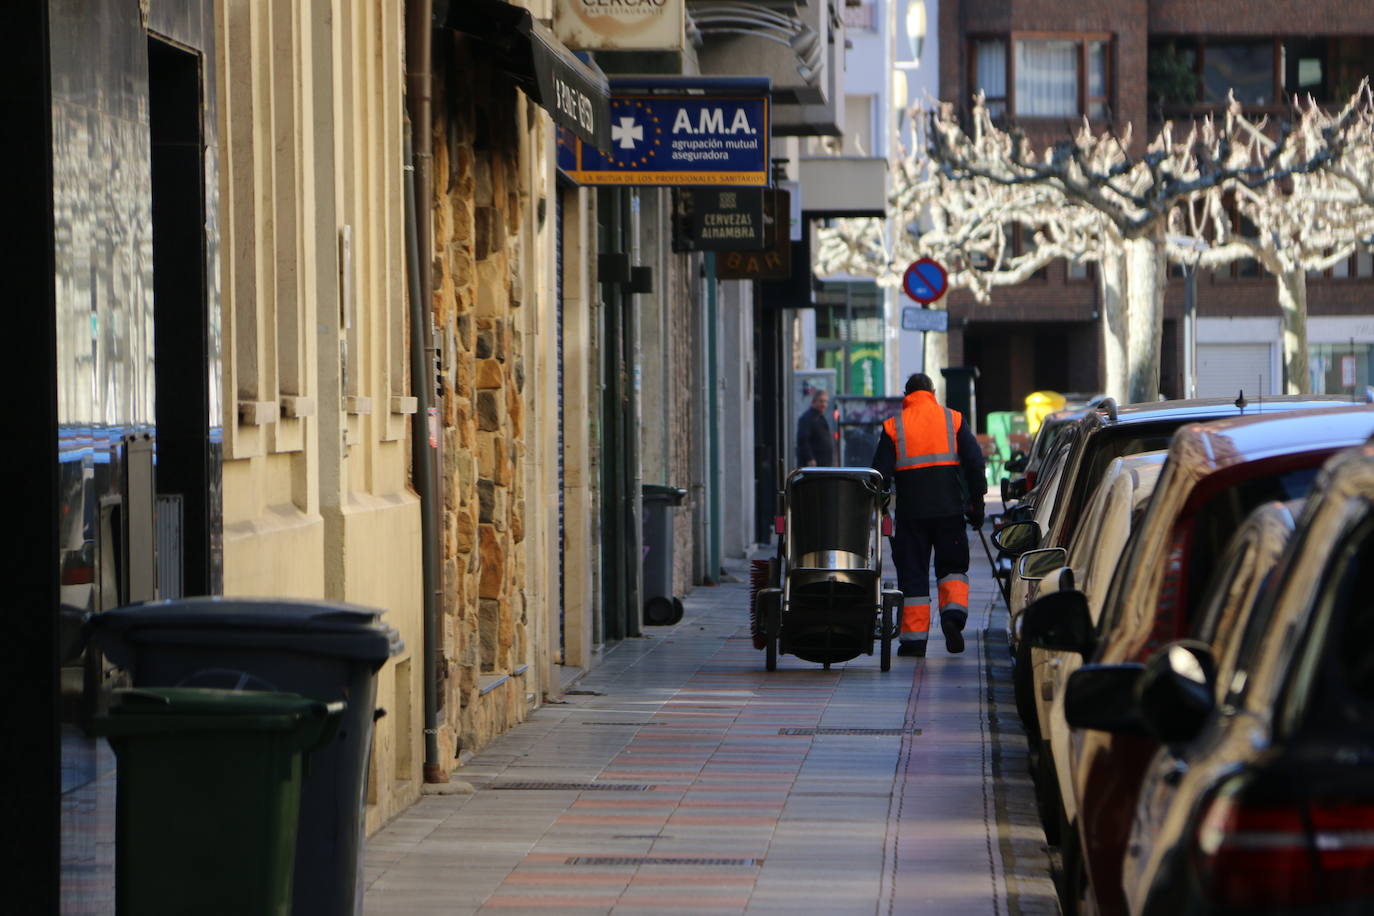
{"left": 438, "top": 0, "right": 612, "bottom": 152}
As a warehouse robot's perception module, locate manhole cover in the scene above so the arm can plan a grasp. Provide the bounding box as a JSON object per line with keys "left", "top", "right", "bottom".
{"left": 777, "top": 727, "right": 918, "bottom": 736}
{"left": 565, "top": 856, "right": 761, "bottom": 867}
{"left": 491, "top": 781, "right": 652, "bottom": 791}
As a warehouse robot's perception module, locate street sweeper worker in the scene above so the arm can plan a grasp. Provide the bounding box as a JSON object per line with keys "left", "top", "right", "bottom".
{"left": 871, "top": 373, "right": 986, "bottom": 656}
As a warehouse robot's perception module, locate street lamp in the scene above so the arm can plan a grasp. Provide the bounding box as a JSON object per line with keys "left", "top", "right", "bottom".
{"left": 894, "top": 0, "right": 927, "bottom": 71}
{"left": 1167, "top": 234, "right": 1209, "bottom": 399}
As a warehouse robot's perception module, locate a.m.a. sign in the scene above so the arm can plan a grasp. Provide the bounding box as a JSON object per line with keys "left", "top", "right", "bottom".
{"left": 558, "top": 81, "right": 770, "bottom": 186}
{"left": 672, "top": 189, "right": 766, "bottom": 252}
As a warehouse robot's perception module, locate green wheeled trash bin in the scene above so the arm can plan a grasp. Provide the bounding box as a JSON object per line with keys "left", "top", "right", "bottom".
{"left": 642, "top": 484, "right": 688, "bottom": 625}
{"left": 86, "top": 598, "right": 401, "bottom": 916}
{"left": 88, "top": 687, "right": 345, "bottom": 916}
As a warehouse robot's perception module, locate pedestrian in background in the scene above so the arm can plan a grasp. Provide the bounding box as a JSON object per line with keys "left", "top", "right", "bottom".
{"left": 796, "top": 388, "right": 835, "bottom": 467}
{"left": 872, "top": 373, "right": 986, "bottom": 656}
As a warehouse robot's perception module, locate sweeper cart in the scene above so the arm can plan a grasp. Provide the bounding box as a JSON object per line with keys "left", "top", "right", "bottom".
{"left": 751, "top": 468, "right": 903, "bottom": 672}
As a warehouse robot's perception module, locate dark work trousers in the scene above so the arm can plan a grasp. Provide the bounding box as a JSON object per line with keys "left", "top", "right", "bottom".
{"left": 888, "top": 515, "right": 970, "bottom": 643}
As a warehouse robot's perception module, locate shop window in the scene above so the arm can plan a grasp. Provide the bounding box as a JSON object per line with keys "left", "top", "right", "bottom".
{"left": 1308, "top": 343, "right": 1374, "bottom": 394}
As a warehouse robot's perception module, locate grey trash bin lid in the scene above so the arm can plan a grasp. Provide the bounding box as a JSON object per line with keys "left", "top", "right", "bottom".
{"left": 87, "top": 597, "right": 402, "bottom": 666}
{"left": 642, "top": 484, "right": 688, "bottom": 505}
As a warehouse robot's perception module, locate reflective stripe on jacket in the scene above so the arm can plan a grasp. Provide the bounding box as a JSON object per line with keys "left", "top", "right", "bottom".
{"left": 882, "top": 391, "right": 963, "bottom": 471}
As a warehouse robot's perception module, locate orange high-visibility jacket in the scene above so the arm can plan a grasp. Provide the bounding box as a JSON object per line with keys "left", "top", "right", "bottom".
{"left": 882, "top": 391, "right": 962, "bottom": 471}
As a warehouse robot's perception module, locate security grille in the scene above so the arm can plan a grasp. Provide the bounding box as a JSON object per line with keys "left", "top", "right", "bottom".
{"left": 155, "top": 494, "right": 183, "bottom": 599}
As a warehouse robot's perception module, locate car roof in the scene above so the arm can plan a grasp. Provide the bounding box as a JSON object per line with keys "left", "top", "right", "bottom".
{"left": 1089, "top": 394, "right": 1367, "bottom": 429}
{"left": 1166, "top": 406, "right": 1374, "bottom": 473}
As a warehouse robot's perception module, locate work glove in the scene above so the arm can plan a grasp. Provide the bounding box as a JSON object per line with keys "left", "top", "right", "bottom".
{"left": 966, "top": 502, "right": 985, "bottom": 530}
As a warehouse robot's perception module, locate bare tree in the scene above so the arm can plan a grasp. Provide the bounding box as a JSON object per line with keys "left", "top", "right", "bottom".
{"left": 817, "top": 106, "right": 1104, "bottom": 393}
{"left": 1168, "top": 84, "right": 1374, "bottom": 394}
{"left": 927, "top": 97, "right": 1353, "bottom": 402}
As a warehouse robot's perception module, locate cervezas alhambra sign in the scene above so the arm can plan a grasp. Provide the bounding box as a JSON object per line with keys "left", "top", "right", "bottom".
{"left": 554, "top": 0, "right": 685, "bottom": 52}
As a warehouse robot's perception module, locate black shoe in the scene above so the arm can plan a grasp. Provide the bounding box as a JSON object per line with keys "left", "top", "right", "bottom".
{"left": 896, "top": 641, "right": 927, "bottom": 657}
{"left": 942, "top": 619, "right": 965, "bottom": 654}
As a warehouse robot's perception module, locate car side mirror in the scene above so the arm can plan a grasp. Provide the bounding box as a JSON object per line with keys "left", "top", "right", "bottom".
{"left": 1021, "top": 589, "right": 1095, "bottom": 655}
{"left": 1064, "top": 663, "right": 1148, "bottom": 734}
{"left": 1137, "top": 640, "right": 1217, "bottom": 749}
{"left": 1005, "top": 450, "right": 1027, "bottom": 473}
{"left": 1016, "top": 547, "right": 1068, "bottom": 582}
{"left": 991, "top": 519, "right": 1040, "bottom": 556}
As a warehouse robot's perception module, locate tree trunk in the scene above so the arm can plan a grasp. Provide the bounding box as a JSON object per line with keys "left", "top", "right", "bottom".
{"left": 925, "top": 319, "right": 949, "bottom": 402}
{"left": 1277, "top": 268, "right": 1310, "bottom": 394}
{"left": 1098, "top": 244, "right": 1129, "bottom": 402}
{"left": 1124, "top": 236, "right": 1167, "bottom": 404}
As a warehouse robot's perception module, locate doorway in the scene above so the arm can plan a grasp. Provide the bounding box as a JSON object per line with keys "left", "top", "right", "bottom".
{"left": 149, "top": 37, "right": 215, "bottom": 597}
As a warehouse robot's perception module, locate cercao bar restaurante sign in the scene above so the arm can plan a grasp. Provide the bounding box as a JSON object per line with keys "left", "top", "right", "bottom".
{"left": 555, "top": 0, "right": 685, "bottom": 52}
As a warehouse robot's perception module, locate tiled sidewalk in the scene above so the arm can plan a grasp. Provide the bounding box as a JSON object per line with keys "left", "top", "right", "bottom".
{"left": 363, "top": 533, "right": 1058, "bottom": 915}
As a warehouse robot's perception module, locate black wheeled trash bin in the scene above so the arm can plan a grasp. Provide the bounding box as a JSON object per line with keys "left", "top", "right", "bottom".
{"left": 642, "top": 484, "right": 688, "bottom": 625}
{"left": 86, "top": 598, "right": 401, "bottom": 916}
{"left": 88, "top": 687, "right": 345, "bottom": 916}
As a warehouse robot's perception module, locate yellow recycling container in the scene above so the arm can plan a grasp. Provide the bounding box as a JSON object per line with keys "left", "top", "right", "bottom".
{"left": 1024, "top": 390, "right": 1067, "bottom": 435}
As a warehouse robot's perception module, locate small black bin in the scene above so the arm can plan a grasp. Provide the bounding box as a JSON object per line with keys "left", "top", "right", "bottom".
{"left": 642, "top": 484, "right": 688, "bottom": 625}
{"left": 87, "top": 598, "right": 401, "bottom": 916}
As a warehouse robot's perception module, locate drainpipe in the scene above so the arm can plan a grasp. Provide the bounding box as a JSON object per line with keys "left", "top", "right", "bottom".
{"left": 405, "top": 0, "right": 444, "bottom": 784}
{"left": 705, "top": 253, "right": 722, "bottom": 582}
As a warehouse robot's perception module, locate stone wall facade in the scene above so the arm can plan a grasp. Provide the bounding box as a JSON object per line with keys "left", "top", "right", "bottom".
{"left": 668, "top": 250, "right": 699, "bottom": 592}
{"left": 430, "top": 35, "right": 536, "bottom": 763}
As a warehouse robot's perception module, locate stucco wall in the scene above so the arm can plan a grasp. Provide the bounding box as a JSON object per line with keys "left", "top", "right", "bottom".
{"left": 217, "top": 0, "right": 423, "bottom": 831}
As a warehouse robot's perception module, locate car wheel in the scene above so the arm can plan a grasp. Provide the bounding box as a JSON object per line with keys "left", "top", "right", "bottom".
{"left": 1014, "top": 639, "right": 1041, "bottom": 748}
{"left": 1057, "top": 820, "right": 1097, "bottom": 916}
{"left": 1034, "top": 744, "right": 1062, "bottom": 845}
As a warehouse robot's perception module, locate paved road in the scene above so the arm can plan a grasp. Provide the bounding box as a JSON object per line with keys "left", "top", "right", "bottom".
{"left": 364, "top": 541, "right": 1059, "bottom": 915}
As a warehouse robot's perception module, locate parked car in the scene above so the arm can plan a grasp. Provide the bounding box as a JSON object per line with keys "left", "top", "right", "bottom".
{"left": 1119, "top": 499, "right": 1305, "bottom": 915}
{"left": 1078, "top": 441, "right": 1374, "bottom": 915}
{"left": 1015, "top": 450, "right": 1167, "bottom": 842}
{"left": 998, "top": 395, "right": 1358, "bottom": 741}
{"left": 1002, "top": 406, "right": 1090, "bottom": 503}
{"left": 1021, "top": 405, "right": 1374, "bottom": 916}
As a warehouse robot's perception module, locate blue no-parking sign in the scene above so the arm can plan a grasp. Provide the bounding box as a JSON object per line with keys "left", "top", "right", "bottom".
{"left": 903, "top": 258, "right": 948, "bottom": 304}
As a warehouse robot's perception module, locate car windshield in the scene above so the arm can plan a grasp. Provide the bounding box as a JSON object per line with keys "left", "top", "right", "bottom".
{"left": 1185, "top": 469, "right": 1319, "bottom": 615}
{"left": 1067, "top": 460, "right": 1162, "bottom": 616}
{"left": 1191, "top": 512, "right": 1295, "bottom": 702}
{"left": 1027, "top": 417, "right": 1072, "bottom": 472}
{"left": 1051, "top": 422, "right": 1183, "bottom": 545}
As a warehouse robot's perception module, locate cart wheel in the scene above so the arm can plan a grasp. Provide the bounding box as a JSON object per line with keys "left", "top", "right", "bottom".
{"left": 880, "top": 606, "right": 893, "bottom": 672}
{"left": 765, "top": 636, "right": 777, "bottom": 671}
